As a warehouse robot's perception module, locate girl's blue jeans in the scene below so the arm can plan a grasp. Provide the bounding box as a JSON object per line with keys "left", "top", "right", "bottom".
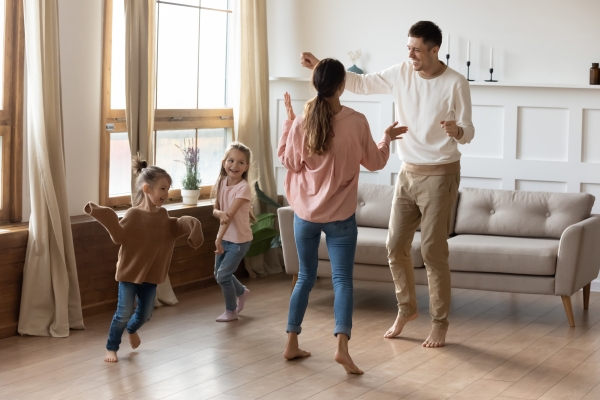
{"left": 287, "top": 213, "right": 357, "bottom": 339}
{"left": 106, "top": 282, "right": 157, "bottom": 351}
{"left": 215, "top": 240, "right": 251, "bottom": 311}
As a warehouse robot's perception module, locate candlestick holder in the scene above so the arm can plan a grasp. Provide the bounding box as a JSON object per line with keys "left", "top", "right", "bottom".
{"left": 466, "top": 61, "right": 474, "bottom": 81}
{"left": 446, "top": 53, "right": 450, "bottom": 67}
{"left": 485, "top": 68, "right": 497, "bottom": 82}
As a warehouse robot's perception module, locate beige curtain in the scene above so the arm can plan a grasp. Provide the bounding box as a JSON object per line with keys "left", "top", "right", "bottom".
{"left": 237, "top": 0, "right": 282, "bottom": 276}
{"left": 18, "top": 0, "right": 85, "bottom": 337}
{"left": 124, "top": 0, "right": 176, "bottom": 305}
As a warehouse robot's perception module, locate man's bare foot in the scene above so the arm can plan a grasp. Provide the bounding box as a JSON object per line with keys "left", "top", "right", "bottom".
{"left": 422, "top": 326, "right": 447, "bottom": 348}
{"left": 384, "top": 312, "right": 418, "bottom": 338}
{"left": 129, "top": 331, "right": 141, "bottom": 349}
{"left": 283, "top": 332, "right": 311, "bottom": 360}
{"left": 335, "top": 334, "right": 363, "bottom": 374}
{"left": 105, "top": 350, "right": 118, "bottom": 362}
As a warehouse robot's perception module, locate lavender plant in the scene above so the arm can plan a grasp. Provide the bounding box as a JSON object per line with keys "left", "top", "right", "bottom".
{"left": 175, "top": 140, "right": 201, "bottom": 190}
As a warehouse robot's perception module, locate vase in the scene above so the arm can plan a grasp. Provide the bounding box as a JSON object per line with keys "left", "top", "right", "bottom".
{"left": 181, "top": 189, "right": 200, "bottom": 205}
{"left": 347, "top": 64, "right": 364, "bottom": 74}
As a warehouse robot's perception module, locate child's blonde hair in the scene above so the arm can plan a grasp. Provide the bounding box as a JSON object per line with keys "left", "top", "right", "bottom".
{"left": 210, "top": 141, "right": 256, "bottom": 222}
{"left": 131, "top": 154, "right": 172, "bottom": 207}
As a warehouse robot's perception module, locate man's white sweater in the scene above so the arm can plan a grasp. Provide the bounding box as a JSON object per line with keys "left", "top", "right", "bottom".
{"left": 345, "top": 61, "right": 474, "bottom": 165}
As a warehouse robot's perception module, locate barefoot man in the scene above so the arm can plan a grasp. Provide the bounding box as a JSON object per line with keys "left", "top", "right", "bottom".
{"left": 301, "top": 21, "right": 474, "bottom": 348}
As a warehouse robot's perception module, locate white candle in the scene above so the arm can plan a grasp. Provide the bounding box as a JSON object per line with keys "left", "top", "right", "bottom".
{"left": 490, "top": 47, "right": 493, "bottom": 68}
{"left": 467, "top": 41, "right": 470, "bottom": 62}
{"left": 446, "top": 34, "right": 450, "bottom": 55}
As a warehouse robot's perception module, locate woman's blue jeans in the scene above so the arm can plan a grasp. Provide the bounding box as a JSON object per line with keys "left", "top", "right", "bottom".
{"left": 214, "top": 240, "right": 251, "bottom": 311}
{"left": 287, "top": 214, "right": 357, "bottom": 339}
{"left": 106, "top": 282, "right": 157, "bottom": 351}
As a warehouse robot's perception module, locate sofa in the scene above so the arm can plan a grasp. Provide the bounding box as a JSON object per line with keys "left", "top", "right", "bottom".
{"left": 278, "top": 182, "right": 600, "bottom": 327}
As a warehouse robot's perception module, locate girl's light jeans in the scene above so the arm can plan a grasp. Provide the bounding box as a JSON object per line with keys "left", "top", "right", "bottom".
{"left": 106, "top": 281, "right": 157, "bottom": 351}
{"left": 287, "top": 213, "right": 357, "bottom": 339}
{"left": 215, "top": 240, "right": 251, "bottom": 311}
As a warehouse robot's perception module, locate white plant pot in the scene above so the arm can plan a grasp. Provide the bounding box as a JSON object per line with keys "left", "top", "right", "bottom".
{"left": 181, "top": 189, "right": 200, "bottom": 205}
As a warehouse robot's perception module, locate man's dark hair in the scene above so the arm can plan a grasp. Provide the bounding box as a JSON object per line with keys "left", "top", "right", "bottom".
{"left": 408, "top": 21, "right": 442, "bottom": 49}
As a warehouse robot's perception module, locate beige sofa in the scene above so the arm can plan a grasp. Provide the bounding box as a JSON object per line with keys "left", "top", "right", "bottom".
{"left": 278, "top": 183, "right": 600, "bottom": 327}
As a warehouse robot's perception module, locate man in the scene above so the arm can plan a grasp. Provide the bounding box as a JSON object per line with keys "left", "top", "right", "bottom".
{"left": 300, "top": 21, "right": 474, "bottom": 348}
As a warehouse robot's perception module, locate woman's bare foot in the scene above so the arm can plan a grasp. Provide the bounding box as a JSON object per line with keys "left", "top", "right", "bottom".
{"left": 283, "top": 332, "right": 311, "bottom": 360}
{"left": 384, "top": 312, "right": 418, "bottom": 338}
{"left": 335, "top": 334, "right": 363, "bottom": 374}
{"left": 105, "top": 350, "right": 118, "bottom": 362}
{"left": 129, "top": 331, "right": 141, "bottom": 349}
{"left": 422, "top": 326, "right": 447, "bottom": 348}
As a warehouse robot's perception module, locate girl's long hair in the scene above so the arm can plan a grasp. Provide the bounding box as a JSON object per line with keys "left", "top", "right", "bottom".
{"left": 131, "top": 154, "right": 172, "bottom": 207}
{"left": 210, "top": 141, "right": 256, "bottom": 222}
{"left": 302, "top": 58, "right": 346, "bottom": 156}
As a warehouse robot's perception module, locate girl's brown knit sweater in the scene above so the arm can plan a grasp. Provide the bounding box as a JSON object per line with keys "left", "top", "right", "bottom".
{"left": 84, "top": 202, "right": 204, "bottom": 284}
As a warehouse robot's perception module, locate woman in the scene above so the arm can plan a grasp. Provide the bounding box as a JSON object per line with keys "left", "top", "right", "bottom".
{"left": 278, "top": 58, "right": 406, "bottom": 374}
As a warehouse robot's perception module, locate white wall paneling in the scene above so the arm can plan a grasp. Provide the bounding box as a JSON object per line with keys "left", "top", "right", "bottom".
{"left": 582, "top": 183, "right": 600, "bottom": 214}
{"left": 517, "top": 107, "right": 569, "bottom": 162}
{"left": 460, "top": 177, "right": 502, "bottom": 190}
{"left": 582, "top": 109, "right": 600, "bottom": 163}
{"left": 516, "top": 179, "right": 567, "bottom": 193}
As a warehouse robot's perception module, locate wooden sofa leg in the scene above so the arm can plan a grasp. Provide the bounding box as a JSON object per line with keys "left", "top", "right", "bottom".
{"left": 291, "top": 274, "right": 298, "bottom": 294}
{"left": 583, "top": 284, "right": 591, "bottom": 310}
{"left": 561, "top": 295, "right": 575, "bottom": 327}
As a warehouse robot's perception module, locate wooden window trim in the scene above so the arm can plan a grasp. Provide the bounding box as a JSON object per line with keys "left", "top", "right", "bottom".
{"left": 100, "top": 0, "right": 233, "bottom": 208}
{"left": 0, "top": 0, "right": 24, "bottom": 223}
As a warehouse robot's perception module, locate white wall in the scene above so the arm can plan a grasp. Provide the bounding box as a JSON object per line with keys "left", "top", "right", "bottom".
{"left": 21, "top": 0, "right": 102, "bottom": 220}
{"left": 267, "top": 0, "right": 600, "bottom": 85}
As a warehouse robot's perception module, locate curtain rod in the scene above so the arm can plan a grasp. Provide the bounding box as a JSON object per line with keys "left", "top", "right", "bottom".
{"left": 156, "top": 1, "right": 232, "bottom": 13}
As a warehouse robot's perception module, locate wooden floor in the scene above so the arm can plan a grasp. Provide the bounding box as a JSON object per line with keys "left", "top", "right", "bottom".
{"left": 1, "top": 275, "right": 600, "bottom": 400}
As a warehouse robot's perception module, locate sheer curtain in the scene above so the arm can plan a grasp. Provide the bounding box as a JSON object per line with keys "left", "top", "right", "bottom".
{"left": 234, "top": 0, "right": 282, "bottom": 276}
{"left": 124, "top": 0, "right": 176, "bottom": 305}
{"left": 18, "top": 0, "right": 84, "bottom": 337}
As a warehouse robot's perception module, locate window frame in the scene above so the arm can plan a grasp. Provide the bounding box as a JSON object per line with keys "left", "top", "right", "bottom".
{"left": 0, "top": 0, "right": 24, "bottom": 223}
{"left": 100, "top": 0, "right": 234, "bottom": 208}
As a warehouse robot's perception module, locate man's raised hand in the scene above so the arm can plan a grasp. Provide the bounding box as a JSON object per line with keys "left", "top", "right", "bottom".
{"left": 440, "top": 120, "right": 460, "bottom": 138}
{"left": 300, "top": 52, "right": 319, "bottom": 70}
{"left": 385, "top": 121, "right": 408, "bottom": 141}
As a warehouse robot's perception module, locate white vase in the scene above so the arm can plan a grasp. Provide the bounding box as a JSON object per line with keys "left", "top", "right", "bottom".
{"left": 181, "top": 189, "right": 200, "bottom": 205}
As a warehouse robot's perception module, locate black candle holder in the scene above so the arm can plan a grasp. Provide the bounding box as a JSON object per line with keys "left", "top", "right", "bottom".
{"left": 466, "top": 61, "right": 474, "bottom": 81}
{"left": 485, "top": 68, "right": 497, "bottom": 82}
{"left": 446, "top": 53, "right": 450, "bottom": 67}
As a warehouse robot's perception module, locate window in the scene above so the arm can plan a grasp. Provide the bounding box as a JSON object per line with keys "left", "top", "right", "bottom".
{"left": 0, "top": 0, "right": 24, "bottom": 223}
{"left": 101, "top": 0, "right": 233, "bottom": 207}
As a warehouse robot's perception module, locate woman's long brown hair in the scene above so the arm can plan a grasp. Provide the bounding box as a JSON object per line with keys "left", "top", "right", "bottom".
{"left": 302, "top": 58, "right": 346, "bottom": 156}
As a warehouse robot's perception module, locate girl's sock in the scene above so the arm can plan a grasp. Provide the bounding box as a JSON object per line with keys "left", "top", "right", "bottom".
{"left": 236, "top": 289, "right": 251, "bottom": 313}
{"left": 216, "top": 310, "right": 238, "bottom": 322}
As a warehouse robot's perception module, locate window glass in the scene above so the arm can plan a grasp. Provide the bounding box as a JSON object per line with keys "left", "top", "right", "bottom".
{"left": 197, "top": 128, "right": 228, "bottom": 186}
{"left": 109, "top": 132, "right": 131, "bottom": 197}
{"left": 155, "top": 129, "right": 196, "bottom": 189}
{"left": 198, "top": 9, "right": 228, "bottom": 107}
{"left": 156, "top": 3, "right": 200, "bottom": 109}
{"left": 110, "top": 0, "right": 126, "bottom": 109}
{"left": 0, "top": 0, "right": 6, "bottom": 110}
{"left": 201, "top": 0, "right": 227, "bottom": 10}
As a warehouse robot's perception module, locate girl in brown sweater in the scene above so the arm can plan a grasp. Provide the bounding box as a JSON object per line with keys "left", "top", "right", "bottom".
{"left": 85, "top": 157, "right": 204, "bottom": 362}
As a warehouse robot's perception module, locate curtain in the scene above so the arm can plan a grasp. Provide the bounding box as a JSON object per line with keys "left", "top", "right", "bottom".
{"left": 236, "top": 0, "right": 282, "bottom": 276}
{"left": 124, "top": 0, "right": 176, "bottom": 305}
{"left": 18, "top": 0, "right": 85, "bottom": 337}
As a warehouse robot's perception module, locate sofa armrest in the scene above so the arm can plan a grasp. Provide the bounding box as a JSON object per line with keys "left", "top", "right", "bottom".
{"left": 277, "top": 207, "right": 298, "bottom": 274}
{"left": 555, "top": 216, "right": 600, "bottom": 296}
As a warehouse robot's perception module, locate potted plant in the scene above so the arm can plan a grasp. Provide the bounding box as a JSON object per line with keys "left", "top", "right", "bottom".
{"left": 175, "top": 140, "right": 201, "bottom": 205}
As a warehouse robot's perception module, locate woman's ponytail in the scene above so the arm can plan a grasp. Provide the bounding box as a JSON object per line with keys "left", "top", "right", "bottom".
{"left": 302, "top": 58, "right": 346, "bottom": 156}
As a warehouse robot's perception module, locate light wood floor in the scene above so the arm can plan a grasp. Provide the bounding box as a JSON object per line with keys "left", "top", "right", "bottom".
{"left": 2, "top": 274, "right": 600, "bottom": 399}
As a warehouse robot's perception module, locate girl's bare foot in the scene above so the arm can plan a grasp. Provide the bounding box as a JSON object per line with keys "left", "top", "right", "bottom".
{"left": 283, "top": 332, "right": 311, "bottom": 360}
{"left": 129, "top": 331, "right": 141, "bottom": 349}
{"left": 384, "top": 312, "right": 418, "bottom": 338}
{"left": 105, "top": 350, "right": 118, "bottom": 362}
{"left": 335, "top": 334, "right": 363, "bottom": 374}
{"left": 422, "top": 326, "right": 447, "bottom": 348}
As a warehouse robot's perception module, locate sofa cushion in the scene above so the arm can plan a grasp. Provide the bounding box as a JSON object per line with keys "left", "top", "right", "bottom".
{"left": 454, "top": 188, "right": 594, "bottom": 239}
{"left": 318, "top": 227, "right": 424, "bottom": 268}
{"left": 448, "top": 234, "right": 559, "bottom": 276}
{"left": 355, "top": 183, "right": 394, "bottom": 229}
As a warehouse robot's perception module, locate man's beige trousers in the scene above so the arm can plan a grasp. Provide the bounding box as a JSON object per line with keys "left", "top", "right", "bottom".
{"left": 386, "top": 169, "right": 460, "bottom": 329}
